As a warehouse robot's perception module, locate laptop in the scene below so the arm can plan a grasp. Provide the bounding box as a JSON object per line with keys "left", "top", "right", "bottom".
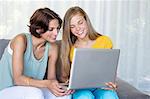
{"left": 60, "top": 48, "right": 120, "bottom": 90}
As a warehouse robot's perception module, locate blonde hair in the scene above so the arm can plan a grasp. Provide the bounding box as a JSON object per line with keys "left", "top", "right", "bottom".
{"left": 60, "top": 6, "right": 101, "bottom": 82}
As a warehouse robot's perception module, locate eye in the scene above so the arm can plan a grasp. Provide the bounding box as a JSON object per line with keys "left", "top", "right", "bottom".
{"left": 48, "top": 28, "right": 53, "bottom": 31}
{"left": 70, "top": 25, "right": 75, "bottom": 29}
{"left": 57, "top": 26, "right": 61, "bottom": 30}
{"left": 79, "top": 20, "right": 83, "bottom": 25}
{"left": 57, "top": 28, "right": 60, "bottom": 31}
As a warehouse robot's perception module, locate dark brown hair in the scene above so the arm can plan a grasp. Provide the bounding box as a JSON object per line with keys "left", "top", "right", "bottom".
{"left": 29, "top": 7, "right": 62, "bottom": 38}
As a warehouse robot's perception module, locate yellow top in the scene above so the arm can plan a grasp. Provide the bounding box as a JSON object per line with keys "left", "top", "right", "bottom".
{"left": 70, "top": 35, "right": 113, "bottom": 62}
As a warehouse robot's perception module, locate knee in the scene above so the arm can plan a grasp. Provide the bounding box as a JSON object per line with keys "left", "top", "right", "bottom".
{"left": 94, "top": 90, "right": 119, "bottom": 99}
{"left": 25, "top": 87, "right": 44, "bottom": 99}
{"left": 73, "top": 90, "right": 94, "bottom": 99}
{"left": 40, "top": 88, "right": 72, "bottom": 99}
{"left": 0, "top": 86, "right": 44, "bottom": 99}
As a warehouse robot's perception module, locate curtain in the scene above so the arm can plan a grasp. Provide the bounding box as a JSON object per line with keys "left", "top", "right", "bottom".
{"left": 0, "top": 0, "right": 150, "bottom": 92}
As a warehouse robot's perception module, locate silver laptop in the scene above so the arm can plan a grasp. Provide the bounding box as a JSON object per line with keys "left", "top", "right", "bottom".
{"left": 60, "top": 48, "right": 120, "bottom": 90}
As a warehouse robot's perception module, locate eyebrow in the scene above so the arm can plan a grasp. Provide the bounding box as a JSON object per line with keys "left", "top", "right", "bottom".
{"left": 70, "top": 18, "right": 84, "bottom": 26}
{"left": 49, "top": 25, "right": 60, "bottom": 29}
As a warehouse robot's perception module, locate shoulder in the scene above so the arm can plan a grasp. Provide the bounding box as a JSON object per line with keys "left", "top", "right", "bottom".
{"left": 97, "top": 35, "right": 112, "bottom": 42}
{"left": 12, "top": 33, "right": 27, "bottom": 43}
{"left": 96, "top": 35, "right": 113, "bottom": 48}
{"left": 48, "top": 43, "right": 58, "bottom": 57}
{"left": 11, "top": 33, "right": 27, "bottom": 50}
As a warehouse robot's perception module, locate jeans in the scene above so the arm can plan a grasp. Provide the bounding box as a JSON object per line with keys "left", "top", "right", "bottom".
{"left": 73, "top": 88, "right": 119, "bottom": 99}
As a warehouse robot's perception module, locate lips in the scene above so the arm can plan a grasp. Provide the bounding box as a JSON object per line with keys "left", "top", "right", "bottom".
{"left": 52, "top": 37, "right": 56, "bottom": 40}
{"left": 77, "top": 31, "right": 84, "bottom": 35}
{"left": 47, "top": 36, "right": 56, "bottom": 41}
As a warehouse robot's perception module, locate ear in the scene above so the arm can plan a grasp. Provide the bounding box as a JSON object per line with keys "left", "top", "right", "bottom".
{"left": 36, "top": 29, "right": 44, "bottom": 34}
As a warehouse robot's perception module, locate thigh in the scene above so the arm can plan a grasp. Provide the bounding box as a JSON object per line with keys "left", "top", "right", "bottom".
{"left": 41, "top": 88, "right": 72, "bottom": 99}
{"left": 73, "top": 89, "right": 94, "bottom": 99}
{"left": 93, "top": 89, "right": 119, "bottom": 99}
{"left": 0, "top": 86, "right": 44, "bottom": 99}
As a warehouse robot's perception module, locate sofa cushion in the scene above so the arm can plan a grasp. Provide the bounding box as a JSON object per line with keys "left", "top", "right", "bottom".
{"left": 116, "top": 78, "right": 150, "bottom": 99}
{"left": 0, "top": 39, "right": 9, "bottom": 60}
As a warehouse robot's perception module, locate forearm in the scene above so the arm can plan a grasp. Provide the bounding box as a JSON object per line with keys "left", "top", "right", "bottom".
{"left": 29, "top": 79, "right": 50, "bottom": 88}
{"left": 14, "top": 75, "right": 50, "bottom": 88}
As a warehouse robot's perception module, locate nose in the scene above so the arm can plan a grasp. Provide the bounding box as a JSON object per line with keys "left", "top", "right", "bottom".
{"left": 53, "top": 29, "right": 58, "bottom": 36}
{"left": 75, "top": 26, "right": 80, "bottom": 31}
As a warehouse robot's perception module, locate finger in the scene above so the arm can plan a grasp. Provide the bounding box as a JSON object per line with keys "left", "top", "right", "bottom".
{"left": 105, "top": 82, "right": 117, "bottom": 90}
{"left": 65, "top": 90, "right": 70, "bottom": 95}
{"left": 53, "top": 82, "right": 66, "bottom": 93}
{"left": 65, "top": 90, "right": 72, "bottom": 95}
{"left": 56, "top": 91, "right": 66, "bottom": 96}
{"left": 105, "top": 83, "right": 113, "bottom": 89}
{"left": 59, "top": 83, "right": 68, "bottom": 86}
{"left": 71, "top": 90, "right": 75, "bottom": 94}
{"left": 51, "top": 90, "right": 59, "bottom": 97}
{"left": 66, "top": 89, "right": 75, "bottom": 95}
{"left": 55, "top": 86, "right": 66, "bottom": 93}
{"left": 108, "top": 82, "right": 117, "bottom": 89}
{"left": 52, "top": 89, "right": 66, "bottom": 97}
{"left": 105, "top": 82, "right": 111, "bottom": 87}
{"left": 65, "top": 79, "right": 69, "bottom": 84}
{"left": 55, "top": 81, "right": 62, "bottom": 89}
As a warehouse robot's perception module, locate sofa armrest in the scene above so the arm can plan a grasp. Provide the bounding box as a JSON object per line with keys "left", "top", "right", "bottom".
{"left": 0, "top": 39, "right": 9, "bottom": 60}
{"left": 116, "top": 78, "right": 150, "bottom": 99}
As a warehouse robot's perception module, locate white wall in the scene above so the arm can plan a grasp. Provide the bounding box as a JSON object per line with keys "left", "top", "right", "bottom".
{"left": 0, "top": 0, "right": 150, "bottom": 92}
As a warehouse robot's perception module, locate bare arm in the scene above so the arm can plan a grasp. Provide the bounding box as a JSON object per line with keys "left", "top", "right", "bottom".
{"left": 12, "top": 34, "right": 50, "bottom": 88}
{"left": 47, "top": 43, "right": 58, "bottom": 80}
{"left": 46, "top": 43, "right": 68, "bottom": 96}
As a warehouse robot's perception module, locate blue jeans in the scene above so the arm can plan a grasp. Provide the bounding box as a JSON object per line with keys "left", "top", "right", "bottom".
{"left": 72, "top": 88, "right": 119, "bottom": 99}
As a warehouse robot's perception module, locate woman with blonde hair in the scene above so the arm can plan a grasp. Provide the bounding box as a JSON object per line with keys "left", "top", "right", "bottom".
{"left": 61, "top": 6, "right": 119, "bottom": 99}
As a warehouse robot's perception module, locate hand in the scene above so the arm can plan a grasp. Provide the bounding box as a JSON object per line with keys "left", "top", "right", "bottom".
{"left": 65, "top": 89, "right": 75, "bottom": 95}
{"left": 104, "top": 82, "right": 117, "bottom": 90}
{"left": 47, "top": 80, "right": 66, "bottom": 97}
{"left": 59, "top": 82, "right": 75, "bottom": 95}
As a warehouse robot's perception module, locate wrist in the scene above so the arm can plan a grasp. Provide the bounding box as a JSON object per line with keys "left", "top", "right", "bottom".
{"left": 25, "top": 77, "right": 32, "bottom": 86}
{"left": 45, "top": 80, "right": 52, "bottom": 88}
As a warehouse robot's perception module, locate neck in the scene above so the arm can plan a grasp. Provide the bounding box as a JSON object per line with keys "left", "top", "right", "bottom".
{"left": 75, "top": 37, "right": 91, "bottom": 47}
{"left": 76, "top": 36, "right": 89, "bottom": 44}
{"left": 32, "top": 35, "right": 46, "bottom": 49}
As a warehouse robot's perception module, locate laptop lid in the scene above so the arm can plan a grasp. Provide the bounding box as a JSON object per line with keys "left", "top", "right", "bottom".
{"left": 67, "top": 48, "right": 120, "bottom": 90}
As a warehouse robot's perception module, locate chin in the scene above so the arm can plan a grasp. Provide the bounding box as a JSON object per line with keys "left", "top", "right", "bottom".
{"left": 51, "top": 39, "right": 56, "bottom": 43}
{"left": 80, "top": 34, "right": 86, "bottom": 39}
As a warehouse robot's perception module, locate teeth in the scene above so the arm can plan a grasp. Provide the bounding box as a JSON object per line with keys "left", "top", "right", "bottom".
{"left": 79, "top": 31, "right": 83, "bottom": 34}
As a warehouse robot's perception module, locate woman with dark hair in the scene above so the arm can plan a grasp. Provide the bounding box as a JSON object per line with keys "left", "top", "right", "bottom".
{"left": 0, "top": 7, "right": 71, "bottom": 99}
{"left": 61, "top": 6, "right": 119, "bottom": 99}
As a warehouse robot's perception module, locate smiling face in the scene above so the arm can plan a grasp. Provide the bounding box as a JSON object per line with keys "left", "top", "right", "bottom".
{"left": 40, "top": 19, "right": 60, "bottom": 43}
{"left": 70, "top": 14, "right": 88, "bottom": 39}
